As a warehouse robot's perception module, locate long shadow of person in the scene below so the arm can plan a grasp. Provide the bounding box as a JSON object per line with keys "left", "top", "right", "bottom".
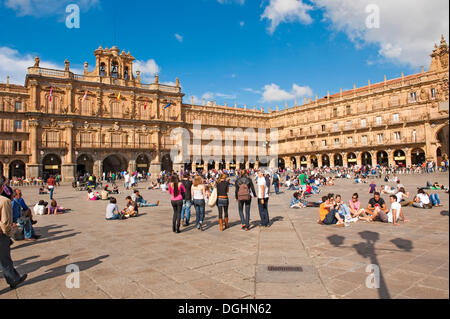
{"left": 440, "top": 211, "right": 449, "bottom": 217}
{"left": 352, "top": 231, "right": 390, "bottom": 299}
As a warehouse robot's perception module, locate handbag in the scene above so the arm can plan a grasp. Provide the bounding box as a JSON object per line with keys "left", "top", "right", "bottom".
{"left": 208, "top": 187, "right": 218, "bottom": 207}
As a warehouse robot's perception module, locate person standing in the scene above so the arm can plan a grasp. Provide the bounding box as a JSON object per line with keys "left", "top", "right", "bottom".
{"left": 181, "top": 173, "right": 193, "bottom": 226}
{"left": 216, "top": 174, "right": 230, "bottom": 231}
{"left": 47, "top": 175, "right": 56, "bottom": 200}
{"left": 191, "top": 176, "right": 206, "bottom": 231}
{"left": 272, "top": 171, "right": 280, "bottom": 195}
{"left": 257, "top": 171, "right": 270, "bottom": 227}
{"left": 169, "top": 175, "right": 186, "bottom": 233}
{"left": 0, "top": 178, "right": 27, "bottom": 289}
{"left": 235, "top": 170, "right": 256, "bottom": 231}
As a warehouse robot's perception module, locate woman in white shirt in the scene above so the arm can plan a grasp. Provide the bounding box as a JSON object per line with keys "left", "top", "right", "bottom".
{"left": 396, "top": 187, "right": 410, "bottom": 206}
{"left": 387, "top": 195, "right": 407, "bottom": 225}
{"left": 191, "top": 176, "right": 207, "bottom": 230}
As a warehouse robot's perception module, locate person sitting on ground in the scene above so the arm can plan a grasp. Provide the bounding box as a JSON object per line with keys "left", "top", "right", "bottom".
{"left": 87, "top": 189, "right": 100, "bottom": 201}
{"left": 33, "top": 200, "right": 48, "bottom": 216}
{"left": 39, "top": 186, "right": 47, "bottom": 195}
{"left": 396, "top": 187, "right": 410, "bottom": 207}
{"left": 319, "top": 196, "right": 346, "bottom": 226}
{"left": 348, "top": 193, "right": 365, "bottom": 218}
{"left": 101, "top": 186, "right": 110, "bottom": 201}
{"left": 11, "top": 189, "right": 40, "bottom": 241}
{"left": 386, "top": 195, "right": 408, "bottom": 226}
{"left": 105, "top": 197, "right": 123, "bottom": 220}
{"left": 290, "top": 192, "right": 305, "bottom": 209}
{"left": 134, "top": 190, "right": 159, "bottom": 207}
{"left": 47, "top": 200, "right": 66, "bottom": 215}
{"left": 411, "top": 189, "right": 433, "bottom": 209}
{"left": 380, "top": 184, "right": 397, "bottom": 195}
{"left": 360, "top": 192, "right": 389, "bottom": 222}
{"left": 335, "top": 194, "right": 355, "bottom": 222}
{"left": 111, "top": 183, "right": 119, "bottom": 194}
{"left": 121, "top": 196, "right": 139, "bottom": 218}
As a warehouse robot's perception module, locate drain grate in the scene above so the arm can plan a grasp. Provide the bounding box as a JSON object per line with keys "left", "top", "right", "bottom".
{"left": 267, "top": 266, "right": 303, "bottom": 272}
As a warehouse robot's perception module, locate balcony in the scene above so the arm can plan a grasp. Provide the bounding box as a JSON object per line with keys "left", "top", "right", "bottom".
{"left": 41, "top": 141, "right": 68, "bottom": 149}
{"left": 74, "top": 141, "right": 156, "bottom": 150}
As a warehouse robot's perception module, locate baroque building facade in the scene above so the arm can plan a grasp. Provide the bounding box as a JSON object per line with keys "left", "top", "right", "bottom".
{"left": 0, "top": 38, "right": 449, "bottom": 182}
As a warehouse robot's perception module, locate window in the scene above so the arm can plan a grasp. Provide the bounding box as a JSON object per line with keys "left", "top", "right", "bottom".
{"left": 394, "top": 131, "right": 401, "bottom": 141}
{"left": 377, "top": 133, "right": 384, "bottom": 143}
{"left": 431, "top": 88, "right": 436, "bottom": 99}
{"left": 346, "top": 105, "right": 351, "bottom": 115}
{"left": 333, "top": 123, "right": 339, "bottom": 131}
{"left": 362, "top": 135, "right": 368, "bottom": 145}
{"left": 333, "top": 108, "right": 338, "bottom": 117}
{"left": 14, "top": 120, "right": 22, "bottom": 129}
{"left": 334, "top": 138, "right": 340, "bottom": 146}
{"left": 322, "top": 140, "right": 327, "bottom": 147}
{"left": 321, "top": 125, "right": 326, "bottom": 132}
{"left": 347, "top": 137, "right": 353, "bottom": 145}
{"left": 15, "top": 102, "right": 22, "bottom": 111}
{"left": 393, "top": 113, "right": 399, "bottom": 122}
{"left": 361, "top": 119, "right": 367, "bottom": 127}
{"left": 376, "top": 116, "right": 382, "bottom": 125}
{"left": 13, "top": 141, "right": 22, "bottom": 152}
{"left": 124, "top": 66, "right": 129, "bottom": 80}
{"left": 412, "top": 129, "right": 417, "bottom": 142}
{"left": 100, "top": 63, "right": 106, "bottom": 77}
{"left": 111, "top": 61, "right": 119, "bottom": 78}
{"left": 410, "top": 92, "right": 417, "bottom": 102}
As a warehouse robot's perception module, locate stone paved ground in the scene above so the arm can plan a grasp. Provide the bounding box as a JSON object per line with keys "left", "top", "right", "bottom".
{"left": 1, "top": 173, "right": 448, "bottom": 299}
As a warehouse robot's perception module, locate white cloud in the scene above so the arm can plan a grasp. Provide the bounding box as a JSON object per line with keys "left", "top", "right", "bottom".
{"left": 261, "top": 0, "right": 313, "bottom": 34}
{"left": 0, "top": 46, "right": 82, "bottom": 84}
{"left": 134, "top": 59, "right": 160, "bottom": 82}
{"left": 243, "top": 88, "right": 262, "bottom": 94}
{"left": 162, "top": 81, "right": 176, "bottom": 86}
{"left": 4, "top": 0, "right": 99, "bottom": 17}
{"left": 174, "top": 33, "right": 183, "bottom": 42}
{"left": 262, "top": 83, "right": 312, "bottom": 102}
{"left": 311, "top": 0, "right": 449, "bottom": 67}
{"left": 240, "top": 21, "right": 245, "bottom": 27}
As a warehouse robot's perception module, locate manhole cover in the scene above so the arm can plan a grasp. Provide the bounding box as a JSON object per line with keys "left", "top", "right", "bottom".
{"left": 267, "top": 266, "right": 303, "bottom": 272}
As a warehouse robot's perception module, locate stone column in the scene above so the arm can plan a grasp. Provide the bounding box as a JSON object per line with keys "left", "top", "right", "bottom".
{"left": 356, "top": 151, "right": 362, "bottom": 167}
{"left": 215, "top": 162, "right": 220, "bottom": 170}
{"left": 61, "top": 122, "right": 76, "bottom": 183}
{"left": 226, "top": 162, "right": 230, "bottom": 170}
{"left": 192, "top": 163, "right": 197, "bottom": 171}
{"left": 29, "top": 80, "right": 40, "bottom": 112}
{"left": 4, "top": 163, "right": 10, "bottom": 179}
{"left": 245, "top": 161, "right": 250, "bottom": 170}
{"left": 27, "top": 119, "right": 40, "bottom": 179}
{"left": 203, "top": 162, "right": 208, "bottom": 172}
{"left": 93, "top": 160, "right": 103, "bottom": 178}
{"left": 404, "top": 148, "right": 412, "bottom": 167}
{"left": 329, "top": 153, "right": 335, "bottom": 167}
{"left": 295, "top": 156, "right": 301, "bottom": 169}
{"left": 128, "top": 159, "right": 137, "bottom": 173}
{"left": 342, "top": 152, "right": 348, "bottom": 168}
{"left": 387, "top": 149, "right": 394, "bottom": 167}
{"left": 150, "top": 130, "right": 161, "bottom": 174}
{"left": 254, "top": 161, "right": 259, "bottom": 170}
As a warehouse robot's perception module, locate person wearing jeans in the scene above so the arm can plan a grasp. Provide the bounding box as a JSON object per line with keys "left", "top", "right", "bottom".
{"left": 235, "top": 171, "right": 256, "bottom": 231}
{"left": 429, "top": 193, "right": 441, "bottom": 207}
{"left": 191, "top": 176, "right": 206, "bottom": 231}
{"left": 168, "top": 175, "right": 186, "bottom": 233}
{"left": 181, "top": 174, "right": 193, "bottom": 226}
{"left": 257, "top": 171, "right": 270, "bottom": 227}
{"left": 216, "top": 174, "right": 230, "bottom": 231}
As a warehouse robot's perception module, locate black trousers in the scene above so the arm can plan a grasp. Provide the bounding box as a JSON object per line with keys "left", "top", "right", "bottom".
{"left": 171, "top": 200, "right": 183, "bottom": 231}
{"left": 0, "top": 234, "right": 21, "bottom": 285}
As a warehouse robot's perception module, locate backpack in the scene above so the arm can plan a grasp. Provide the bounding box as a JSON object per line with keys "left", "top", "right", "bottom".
{"left": 238, "top": 182, "right": 251, "bottom": 201}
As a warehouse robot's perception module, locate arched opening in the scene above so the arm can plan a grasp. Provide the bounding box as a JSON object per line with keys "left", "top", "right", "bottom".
{"left": 124, "top": 66, "right": 129, "bottom": 80}
{"left": 208, "top": 160, "right": 216, "bottom": 171}
{"left": 347, "top": 153, "right": 357, "bottom": 167}
{"left": 411, "top": 148, "right": 426, "bottom": 165}
{"left": 219, "top": 159, "right": 226, "bottom": 170}
{"left": 334, "top": 154, "right": 343, "bottom": 167}
{"left": 99, "top": 63, "right": 106, "bottom": 77}
{"left": 103, "top": 154, "right": 128, "bottom": 174}
{"left": 9, "top": 160, "right": 25, "bottom": 179}
{"left": 322, "top": 155, "right": 330, "bottom": 167}
{"left": 310, "top": 156, "right": 318, "bottom": 168}
{"left": 161, "top": 154, "right": 173, "bottom": 173}
{"left": 77, "top": 154, "right": 94, "bottom": 177}
{"left": 229, "top": 159, "right": 237, "bottom": 170}
{"left": 362, "top": 152, "right": 372, "bottom": 166}
{"left": 394, "top": 150, "right": 406, "bottom": 167}
{"left": 42, "top": 154, "right": 61, "bottom": 180}
{"left": 300, "top": 156, "right": 308, "bottom": 168}
{"left": 377, "top": 151, "right": 389, "bottom": 166}
{"left": 111, "top": 61, "right": 119, "bottom": 79}
{"left": 291, "top": 157, "right": 297, "bottom": 169}
{"left": 136, "top": 154, "right": 150, "bottom": 174}
{"left": 278, "top": 158, "right": 285, "bottom": 170}
{"left": 437, "top": 125, "right": 449, "bottom": 160}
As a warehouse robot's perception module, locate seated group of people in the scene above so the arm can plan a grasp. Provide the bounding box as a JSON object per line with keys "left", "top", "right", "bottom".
{"left": 318, "top": 192, "right": 408, "bottom": 227}
{"left": 33, "top": 199, "right": 66, "bottom": 215}
{"left": 105, "top": 189, "right": 160, "bottom": 221}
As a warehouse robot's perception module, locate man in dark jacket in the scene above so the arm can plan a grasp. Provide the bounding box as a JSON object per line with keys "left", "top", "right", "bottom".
{"left": 181, "top": 173, "right": 193, "bottom": 226}
{"left": 235, "top": 170, "right": 256, "bottom": 231}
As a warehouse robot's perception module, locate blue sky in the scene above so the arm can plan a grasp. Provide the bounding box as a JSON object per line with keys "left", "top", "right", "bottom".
{"left": 0, "top": 0, "right": 448, "bottom": 111}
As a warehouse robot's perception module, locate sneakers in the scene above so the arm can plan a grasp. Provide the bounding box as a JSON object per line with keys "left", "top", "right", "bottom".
{"left": 10, "top": 274, "right": 27, "bottom": 290}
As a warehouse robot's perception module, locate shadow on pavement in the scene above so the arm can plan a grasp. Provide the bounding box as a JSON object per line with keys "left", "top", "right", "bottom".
{"left": 11, "top": 224, "right": 81, "bottom": 250}
{"left": 440, "top": 211, "right": 449, "bottom": 216}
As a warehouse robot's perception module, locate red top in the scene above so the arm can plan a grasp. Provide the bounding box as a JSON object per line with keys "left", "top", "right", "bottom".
{"left": 47, "top": 178, "right": 56, "bottom": 186}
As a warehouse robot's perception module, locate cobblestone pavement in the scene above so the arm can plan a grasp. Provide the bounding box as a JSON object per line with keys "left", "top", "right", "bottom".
{"left": 1, "top": 173, "right": 448, "bottom": 299}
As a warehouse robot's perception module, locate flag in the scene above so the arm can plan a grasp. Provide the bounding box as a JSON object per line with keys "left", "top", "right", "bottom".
{"left": 144, "top": 101, "right": 147, "bottom": 110}
{"left": 164, "top": 101, "right": 172, "bottom": 110}
{"left": 117, "top": 92, "right": 121, "bottom": 101}
{"left": 49, "top": 87, "right": 53, "bottom": 102}
{"left": 82, "top": 91, "right": 87, "bottom": 102}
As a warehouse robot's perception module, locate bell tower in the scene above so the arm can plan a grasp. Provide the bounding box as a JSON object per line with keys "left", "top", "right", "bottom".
{"left": 429, "top": 35, "right": 449, "bottom": 72}
{"left": 93, "top": 46, "right": 135, "bottom": 80}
